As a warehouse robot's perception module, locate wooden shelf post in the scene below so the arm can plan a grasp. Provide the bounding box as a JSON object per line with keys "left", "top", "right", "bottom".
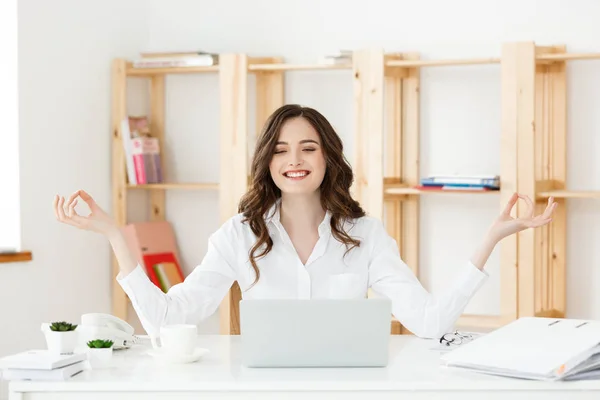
{"left": 501, "top": 41, "right": 567, "bottom": 321}
{"left": 150, "top": 75, "right": 166, "bottom": 222}
{"left": 532, "top": 45, "right": 567, "bottom": 319}
{"left": 353, "top": 48, "right": 385, "bottom": 220}
{"left": 354, "top": 49, "right": 421, "bottom": 334}
{"left": 111, "top": 59, "right": 128, "bottom": 320}
{"left": 218, "top": 54, "right": 249, "bottom": 335}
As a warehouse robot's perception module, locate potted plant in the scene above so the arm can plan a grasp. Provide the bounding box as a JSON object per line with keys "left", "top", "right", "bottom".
{"left": 86, "top": 339, "right": 114, "bottom": 369}
{"left": 44, "top": 321, "right": 78, "bottom": 355}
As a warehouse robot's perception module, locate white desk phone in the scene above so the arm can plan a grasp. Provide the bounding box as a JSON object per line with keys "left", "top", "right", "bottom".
{"left": 41, "top": 313, "right": 140, "bottom": 350}
{"left": 78, "top": 313, "right": 140, "bottom": 349}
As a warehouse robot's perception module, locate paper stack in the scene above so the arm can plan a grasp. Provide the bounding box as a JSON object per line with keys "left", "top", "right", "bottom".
{"left": 0, "top": 350, "right": 86, "bottom": 381}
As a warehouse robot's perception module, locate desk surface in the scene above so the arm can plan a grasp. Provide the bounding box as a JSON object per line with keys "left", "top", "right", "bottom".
{"left": 8, "top": 335, "right": 600, "bottom": 399}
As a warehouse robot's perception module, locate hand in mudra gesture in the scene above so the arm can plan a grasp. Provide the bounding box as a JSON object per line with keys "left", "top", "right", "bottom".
{"left": 489, "top": 192, "right": 557, "bottom": 242}
{"left": 53, "top": 190, "right": 118, "bottom": 237}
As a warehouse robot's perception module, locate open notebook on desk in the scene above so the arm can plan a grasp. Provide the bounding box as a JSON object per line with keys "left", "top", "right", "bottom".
{"left": 440, "top": 317, "right": 600, "bottom": 381}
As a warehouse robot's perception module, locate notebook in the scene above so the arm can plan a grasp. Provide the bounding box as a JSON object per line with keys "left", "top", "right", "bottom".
{"left": 0, "top": 350, "right": 86, "bottom": 370}
{"left": 440, "top": 317, "right": 600, "bottom": 381}
{"left": 2, "top": 361, "right": 85, "bottom": 381}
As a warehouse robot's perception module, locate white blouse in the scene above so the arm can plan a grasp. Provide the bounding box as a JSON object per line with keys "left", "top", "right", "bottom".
{"left": 117, "top": 201, "right": 488, "bottom": 339}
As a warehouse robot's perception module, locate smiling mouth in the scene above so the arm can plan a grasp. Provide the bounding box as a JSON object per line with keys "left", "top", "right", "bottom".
{"left": 283, "top": 170, "right": 311, "bottom": 180}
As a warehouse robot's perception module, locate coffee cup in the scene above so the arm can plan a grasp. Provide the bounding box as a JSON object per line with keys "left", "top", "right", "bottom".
{"left": 151, "top": 324, "right": 197, "bottom": 356}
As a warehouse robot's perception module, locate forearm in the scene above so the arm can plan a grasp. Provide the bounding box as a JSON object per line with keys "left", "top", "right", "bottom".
{"left": 469, "top": 233, "right": 500, "bottom": 271}
{"left": 107, "top": 228, "right": 139, "bottom": 277}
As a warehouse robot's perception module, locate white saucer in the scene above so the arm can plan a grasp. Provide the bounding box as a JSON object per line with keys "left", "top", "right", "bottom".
{"left": 147, "top": 347, "right": 209, "bottom": 364}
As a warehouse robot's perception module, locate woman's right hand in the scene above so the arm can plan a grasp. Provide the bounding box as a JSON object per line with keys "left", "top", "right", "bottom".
{"left": 53, "top": 190, "right": 119, "bottom": 237}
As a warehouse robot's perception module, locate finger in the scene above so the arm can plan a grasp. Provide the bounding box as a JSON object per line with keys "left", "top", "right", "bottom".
{"left": 53, "top": 195, "right": 60, "bottom": 220}
{"left": 65, "top": 190, "right": 80, "bottom": 209}
{"left": 56, "top": 196, "right": 83, "bottom": 228}
{"left": 502, "top": 192, "right": 519, "bottom": 216}
{"left": 518, "top": 194, "right": 534, "bottom": 219}
{"left": 541, "top": 198, "right": 557, "bottom": 220}
{"left": 68, "top": 199, "right": 79, "bottom": 218}
{"left": 56, "top": 197, "right": 67, "bottom": 221}
{"left": 78, "top": 190, "right": 97, "bottom": 209}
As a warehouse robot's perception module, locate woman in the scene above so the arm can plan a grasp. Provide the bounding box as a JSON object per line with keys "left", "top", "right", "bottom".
{"left": 53, "top": 104, "right": 557, "bottom": 339}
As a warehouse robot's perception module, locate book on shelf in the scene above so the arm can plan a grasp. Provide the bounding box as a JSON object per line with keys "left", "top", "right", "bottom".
{"left": 121, "top": 116, "right": 163, "bottom": 185}
{"left": 415, "top": 185, "right": 496, "bottom": 191}
{"left": 0, "top": 350, "right": 86, "bottom": 381}
{"left": 419, "top": 175, "right": 500, "bottom": 190}
{"left": 133, "top": 50, "right": 218, "bottom": 68}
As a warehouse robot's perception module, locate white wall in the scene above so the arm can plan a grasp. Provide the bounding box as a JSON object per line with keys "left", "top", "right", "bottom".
{"left": 0, "top": 0, "right": 21, "bottom": 253}
{"left": 3, "top": 0, "right": 600, "bottom": 382}
{"left": 0, "top": 0, "right": 149, "bottom": 361}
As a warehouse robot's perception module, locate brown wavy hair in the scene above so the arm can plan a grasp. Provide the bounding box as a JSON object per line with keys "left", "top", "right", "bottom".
{"left": 238, "top": 104, "right": 366, "bottom": 288}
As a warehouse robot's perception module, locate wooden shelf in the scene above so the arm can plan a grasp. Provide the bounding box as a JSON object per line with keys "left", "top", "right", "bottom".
{"left": 536, "top": 52, "right": 600, "bottom": 62}
{"left": 386, "top": 57, "right": 500, "bottom": 68}
{"left": 0, "top": 251, "right": 32, "bottom": 264}
{"left": 384, "top": 52, "right": 600, "bottom": 69}
{"left": 127, "top": 183, "right": 219, "bottom": 190}
{"left": 248, "top": 63, "right": 352, "bottom": 71}
{"left": 126, "top": 64, "right": 219, "bottom": 76}
{"left": 537, "top": 190, "right": 600, "bottom": 199}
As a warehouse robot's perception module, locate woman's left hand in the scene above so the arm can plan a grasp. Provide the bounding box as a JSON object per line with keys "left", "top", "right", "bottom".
{"left": 488, "top": 192, "right": 557, "bottom": 243}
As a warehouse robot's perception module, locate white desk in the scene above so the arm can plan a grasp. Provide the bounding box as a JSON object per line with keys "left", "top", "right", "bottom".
{"left": 7, "top": 335, "right": 600, "bottom": 399}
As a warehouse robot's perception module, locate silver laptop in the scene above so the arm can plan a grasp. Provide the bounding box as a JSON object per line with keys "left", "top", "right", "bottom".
{"left": 239, "top": 298, "right": 392, "bottom": 368}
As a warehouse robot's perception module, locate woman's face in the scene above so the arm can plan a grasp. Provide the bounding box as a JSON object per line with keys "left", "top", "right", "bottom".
{"left": 268, "top": 117, "right": 326, "bottom": 196}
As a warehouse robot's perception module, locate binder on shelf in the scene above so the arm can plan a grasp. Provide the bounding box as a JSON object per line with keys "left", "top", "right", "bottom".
{"left": 440, "top": 317, "right": 600, "bottom": 381}
{"left": 121, "top": 220, "right": 185, "bottom": 292}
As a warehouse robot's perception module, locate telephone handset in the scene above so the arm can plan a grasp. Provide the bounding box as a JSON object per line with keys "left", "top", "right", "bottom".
{"left": 78, "top": 313, "right": 139, "bottom": 349}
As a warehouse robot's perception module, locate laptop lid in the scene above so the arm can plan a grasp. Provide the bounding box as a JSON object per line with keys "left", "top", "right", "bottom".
{"left": 239, "top": 298, "right": 392, "bottom": 367}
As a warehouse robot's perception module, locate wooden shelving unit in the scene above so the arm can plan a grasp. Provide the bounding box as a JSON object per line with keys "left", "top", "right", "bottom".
{"left": 355, "top": 42, "right": 600, "bottom": 333}
{"left": 111, "top": 43, "right": 600, "bottom": 336}
{"left": 111, "top": 57, "right": 232, "bottom": 323}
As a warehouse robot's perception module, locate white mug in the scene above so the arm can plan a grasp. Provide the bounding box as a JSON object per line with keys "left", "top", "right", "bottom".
{"left": 151, "top": 324, "right": 197, "bottom": 356}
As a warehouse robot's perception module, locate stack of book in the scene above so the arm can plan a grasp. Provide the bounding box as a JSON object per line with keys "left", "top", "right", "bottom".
{"left": 132, "top": 50, "right": 218, "bottom": 68}
{"left": 121, "top": 116, "right": 163, "bottom": 185}
{"left": 318, "top": 50, "right": 353, "bottom": 65}
{"left": 417, "top": 175, "right": 500, "bottom": 191}
{"left": 0, "top": 350, "right": 86, "bottom": 381}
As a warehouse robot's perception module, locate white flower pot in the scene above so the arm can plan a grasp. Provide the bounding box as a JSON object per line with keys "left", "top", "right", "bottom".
{"left": 44, "top": 331, "right": 79, "bottom": 355}
{"left": 87, "top": 348, "right": 113, "bottom": 369}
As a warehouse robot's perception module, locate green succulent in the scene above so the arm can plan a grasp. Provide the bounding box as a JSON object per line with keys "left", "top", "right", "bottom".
{"left": 49, "top": 321, "right": 78, "bottom": 331}
{"left": 86, "top": 339, "right": 114, "bottom": 349}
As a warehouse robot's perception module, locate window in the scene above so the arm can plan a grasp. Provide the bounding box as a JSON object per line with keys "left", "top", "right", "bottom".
{"left": 0, "top": 0, "right": 21, "bottom": 252}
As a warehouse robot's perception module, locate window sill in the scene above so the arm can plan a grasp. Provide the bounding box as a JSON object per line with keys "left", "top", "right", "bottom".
{"left": 0, "top": 251, "right": 32, "bottom": 263}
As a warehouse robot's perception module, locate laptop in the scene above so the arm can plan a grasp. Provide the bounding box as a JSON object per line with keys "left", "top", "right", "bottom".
{"left": 239, "top": 298, "right": 392, "bottom": 368}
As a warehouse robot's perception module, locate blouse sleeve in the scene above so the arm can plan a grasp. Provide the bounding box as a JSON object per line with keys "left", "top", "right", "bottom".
{"left": 116, "top": 219, "right": 239, "bottom": 337}
{"left": 367, "top": 219, "right": 488, "bottom": 339}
